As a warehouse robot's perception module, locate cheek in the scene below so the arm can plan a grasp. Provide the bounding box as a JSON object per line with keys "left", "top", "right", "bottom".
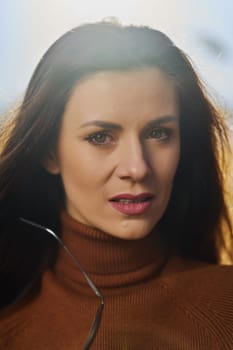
{"left": 150, "top": 144, "right": 180, "bottom": 185}
{"left": 166, "top": 148, "right": 180, "bottom": 179}
{"left": 58, "top": 142, "right": 108, "bottom": 192}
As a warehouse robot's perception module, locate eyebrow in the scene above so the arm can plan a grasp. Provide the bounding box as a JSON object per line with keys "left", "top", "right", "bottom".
{"left": 143, "top": 116, "right": 179, "bottom": 130}
{"left": 79, "top": 116, "right": 179, "bottom": 130}
{"left": 80, "top": 120, "right": 123, "bottom": 130}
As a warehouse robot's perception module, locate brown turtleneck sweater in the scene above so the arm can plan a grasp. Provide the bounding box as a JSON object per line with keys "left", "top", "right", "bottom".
{"left": 0, "top": 211, "right": 233, "bottom": 349}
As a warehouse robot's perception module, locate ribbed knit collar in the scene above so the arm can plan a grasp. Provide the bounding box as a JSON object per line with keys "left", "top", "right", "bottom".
{"left": 54, "top": 211, "right": 171, "bottom": 291}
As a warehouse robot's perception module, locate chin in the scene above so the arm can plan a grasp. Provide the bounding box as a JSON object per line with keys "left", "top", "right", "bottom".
{"left": 109, "top": 222, "right": 155, "bottom": 240}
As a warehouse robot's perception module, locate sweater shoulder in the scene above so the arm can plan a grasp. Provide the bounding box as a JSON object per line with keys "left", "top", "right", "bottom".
{"left": 162, "top": 256, "right": 233, "bottom": 291}
{"left": 159, "top": 257, "right": 233, "bottom": 338}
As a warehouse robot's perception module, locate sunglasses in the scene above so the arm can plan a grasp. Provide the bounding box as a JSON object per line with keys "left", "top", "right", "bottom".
{"left": 20, "top": 217, "right": 104, "bottom": 350}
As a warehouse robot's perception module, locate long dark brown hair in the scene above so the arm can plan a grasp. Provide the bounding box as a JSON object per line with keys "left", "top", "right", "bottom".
{"left": 0, "top": 21, "right": 232, "bottom": 310}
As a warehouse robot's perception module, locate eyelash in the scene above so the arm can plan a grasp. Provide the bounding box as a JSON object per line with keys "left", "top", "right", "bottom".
{"left": 146, "top": 128, "right": 173, "bottom": 141}
{"left": 85, "top": 128, "right": 173, "bottom": 146}
{"left": 85, "top": 131, "right": 114, "bottom": 146}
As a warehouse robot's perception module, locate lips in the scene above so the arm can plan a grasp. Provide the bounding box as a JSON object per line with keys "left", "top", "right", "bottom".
{"left": 110, "top": 193, "right": 154, "bottom": 201}
{"left": 109, "top": 193, "right": 154, "bottom": 215}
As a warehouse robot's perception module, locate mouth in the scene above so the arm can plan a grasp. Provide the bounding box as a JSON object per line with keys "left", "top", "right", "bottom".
{"left": 109, "top": 193, "right": 154, "bottom": 215}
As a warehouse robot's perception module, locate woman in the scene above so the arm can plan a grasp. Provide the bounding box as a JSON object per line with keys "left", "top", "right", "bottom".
{"left": 0, "top": 21, "right": 232, "bottom": 349}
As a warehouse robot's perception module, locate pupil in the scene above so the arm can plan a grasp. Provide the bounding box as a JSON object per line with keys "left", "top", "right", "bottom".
{"left": 96, "top": 134, "right": 105, "bottom": 142}
{"left": 153, "top": 130, "right": 161, "bottom": 138}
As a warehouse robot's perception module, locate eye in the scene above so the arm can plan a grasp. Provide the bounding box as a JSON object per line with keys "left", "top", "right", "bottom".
{"left": 85, "top": 131, "right": 114, "bottom": 146}
{"left": 147, "top": 128, "right": 172, "bottom": 141}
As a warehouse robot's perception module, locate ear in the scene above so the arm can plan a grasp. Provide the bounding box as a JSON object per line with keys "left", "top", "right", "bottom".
{"left": 43, "top": 151, "right": 60, "bottom": 175}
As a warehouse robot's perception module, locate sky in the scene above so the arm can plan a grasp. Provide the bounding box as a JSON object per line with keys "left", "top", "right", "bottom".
{"left": 0, "top": 0, "right": 233, "bottom": 115}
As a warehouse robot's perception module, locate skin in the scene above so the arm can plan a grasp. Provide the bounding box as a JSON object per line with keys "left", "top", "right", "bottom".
{"left": 46, "top": 68, "right": 180, "bottom": 240}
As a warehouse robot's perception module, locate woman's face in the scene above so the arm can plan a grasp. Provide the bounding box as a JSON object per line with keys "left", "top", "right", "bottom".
{"left": 47, "top": 68, "right": 180, "bottom": 239}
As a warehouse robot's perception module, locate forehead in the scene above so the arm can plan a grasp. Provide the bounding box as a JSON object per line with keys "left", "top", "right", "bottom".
{"left": 63, "top": 68, "right": 179, "bottom": 125}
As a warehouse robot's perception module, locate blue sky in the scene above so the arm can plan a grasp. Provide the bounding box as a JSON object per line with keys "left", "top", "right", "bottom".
{"left": 0, "top": 0, "right": 232, "bottom": 113}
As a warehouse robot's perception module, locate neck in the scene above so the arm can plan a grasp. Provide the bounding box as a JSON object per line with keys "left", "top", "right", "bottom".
{"left": 54, "top": 211, "right": 171, "bottom": 290}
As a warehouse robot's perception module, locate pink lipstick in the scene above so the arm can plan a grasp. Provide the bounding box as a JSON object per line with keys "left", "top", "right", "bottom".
{"left": 109, "top": 193, "right": 154, "bottom": 215}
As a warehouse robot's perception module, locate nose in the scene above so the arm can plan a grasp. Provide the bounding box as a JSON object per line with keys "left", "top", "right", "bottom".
{"left": 115, "top": 137, "right": 151, "bottom": 182}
